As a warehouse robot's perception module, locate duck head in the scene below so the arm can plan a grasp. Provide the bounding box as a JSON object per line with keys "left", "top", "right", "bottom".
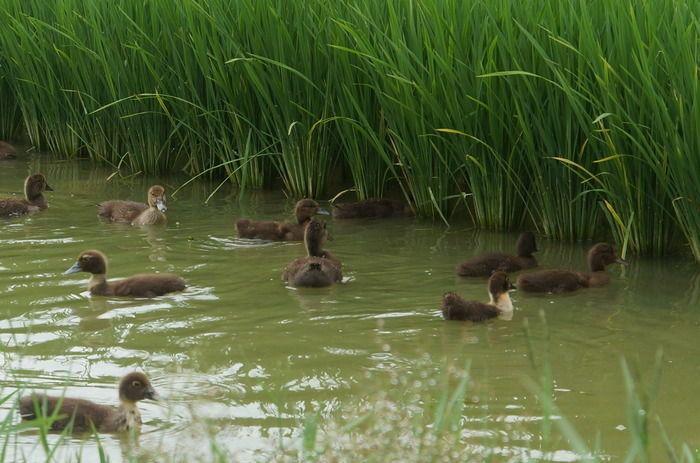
{"left": 24, "top": 173, "right": 53, "bottom": 201}
{"left": 516, "top": 231, "right": 537, "bottom": 257}
{"left": 587, "top": 243, "right": 627, "bottom": 272}
{"left": 304, "top": 218, "right": 328, "bottom": 257}
{"left": 488, "top": 271, "right": 515, "bottom": 299}
{"left": 147, "top": 185, "right": 167, "bottom": 212}
{"left": 64, "top": 250, "right": 108, "bottom": 275}
{"left": 119, "top": 372, "right": 158, "bottom": 402}
{"left": 295, "top": 199, "right": 329, "bottom": 224}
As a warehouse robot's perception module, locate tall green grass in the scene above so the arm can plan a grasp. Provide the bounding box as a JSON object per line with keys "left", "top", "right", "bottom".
{"left": 0, "top": 0, "right": 698, "bottom": 258}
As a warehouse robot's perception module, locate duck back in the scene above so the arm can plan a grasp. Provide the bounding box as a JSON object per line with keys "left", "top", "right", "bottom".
{"left": 0, "top": 199, "right": 36, "bottom": 217}
{"left": 442, "top": 297, "right": 500, "bottom": 322}
{"left": 456, "top": 252, "right": 535, "bottom": 277}
{"left": 19, "top": 394, "right": 115, "bottom": 432}
{"left": 0, "top": 142, "right": 16, "bottom": 160}
{"left": 236, "top": 219, "right": 282, "bottom": 241}
{"left": 516, "top": 270, "right": 587, "bottom": 293}
{"left": 283, "top": 257, "right": 342, "bottom": 288}
{"left": 95, "top": 274, "right": 186, "bottom": 297}
{"left": 98, "top": 200, "right": 148, "bottom": 223}
{"left": 332, "top": 199, "right": 410, "bottom": 219}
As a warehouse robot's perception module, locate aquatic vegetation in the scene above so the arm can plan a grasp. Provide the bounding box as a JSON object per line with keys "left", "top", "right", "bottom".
{"left": 0, "top": 0, "right": 698, "bottom": 259}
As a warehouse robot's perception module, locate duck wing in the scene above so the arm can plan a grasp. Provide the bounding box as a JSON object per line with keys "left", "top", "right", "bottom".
{"left": 0, "top": 198, "right": 31, "bottom": 217}
{"left": 516, "top": 270, "right": 586, "bottom": 293}
{"left": 442, "top": 295, "right": 499, "bottom": 322}
{"left": 283, "top": 256, "right": 342, "bottom": 287}
{"left": 456, "top": 252, "right": 518, "bottom": 277}
{"left": 19, "top": 394, "right": 114, "bottom": 432}
{"left": 98, "top": 200, "right": 147, "bottom": 223}
{"left": 236, "top": 219, "right": 288, "bottom": 240}
{"left": 109, "top": 273, "right": 186, "bottom": 297}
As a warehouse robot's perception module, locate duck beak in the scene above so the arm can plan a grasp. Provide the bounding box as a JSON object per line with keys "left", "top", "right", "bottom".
{"left": 145, "top": 387, "right": 159, "bottom": 401}
{"left": 45, "top": 184, "right": 54, "bottom": 191}
{"left": 615, "top": 257, "right": 628, "bottom": 265}
{"left": 316, "top": 208, "right": 330, "bottom": 216}
{"left": 64, "top": 262, "right": 82, "bottom": 275}
{"left": 156, "top": 198, "right": 167, "bottom": 212}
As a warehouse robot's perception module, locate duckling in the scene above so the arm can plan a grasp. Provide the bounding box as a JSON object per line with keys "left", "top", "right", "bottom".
{"left": 456, "top": 232, "right": 538, "bottom": 277}
{"left": 19, "top": 372, "right": 157, "bottom": 433}
{"left": 442, "top": 271, "right": 515, "bottom": 322}
{"left": 0, "top": 141, "right": 17, "bottom": 160}
{"left": 0, "top": 173, "right": 53, "bottom": 217}
{"left": 282, "top": 218, "right": 342, "bottom": 287}
{"left": 98, "top": 185, "right": 167, "bottom": 226}
{"left": 64, "top": 250, "right": 186, "bottom": 297}
{"left": 516, "top": 242, "right": 627, "bottom": 293}
{"left": 331, "top": 198, "right": 412, "bottom": 219}
{"left": 236, "top": 198, "right": 329, "bottom": 241}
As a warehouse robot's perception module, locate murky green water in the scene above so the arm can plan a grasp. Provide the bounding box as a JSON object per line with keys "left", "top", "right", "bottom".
{"left": 0, "top": 155, "right": 698, "bottom": 461}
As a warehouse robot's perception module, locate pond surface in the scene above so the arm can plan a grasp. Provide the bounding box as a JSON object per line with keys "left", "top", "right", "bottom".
{"left": 0, "top": 155, "right": 698, "bottom": 461}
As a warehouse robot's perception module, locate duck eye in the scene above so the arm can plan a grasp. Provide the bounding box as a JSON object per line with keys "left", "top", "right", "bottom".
{"left": 132, "top": 380, "right": 142, "bottom": 388}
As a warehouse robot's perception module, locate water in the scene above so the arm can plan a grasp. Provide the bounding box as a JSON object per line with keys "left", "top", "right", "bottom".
{"left": 0, "top": 155, "right": 698, "bottom": 461}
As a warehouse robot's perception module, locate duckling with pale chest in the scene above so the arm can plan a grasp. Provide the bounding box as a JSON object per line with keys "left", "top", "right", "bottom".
{"left": 98, "top": 185, "right": 167, "bottom": 226}
{"left": 0, "top": 173, "right": 53, "bottom": 217}
{"left": 236, "top": 198, "right": 330, "bottom": 241}
{"left": 19, "top": 372, "right": 158, "bottom": 433}
{"left": 282, "top": 218, "right": 342, "bottom": 287}
{"left": 516, "top": 242, "right": 627, "bottom": 293}
{"left": 456, "top": 232, "right": 538, "bottom": 277}
{"left": 331, "top": 198, "right": 412, "bottom": 219}
{"left": 64, "top": 250, "right": 186, "bottom": 297}
{"left": 442, "top": 271, "right": 515, "bottom": 322}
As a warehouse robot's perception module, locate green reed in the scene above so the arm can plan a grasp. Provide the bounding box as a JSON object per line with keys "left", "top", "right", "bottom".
{"left": 0, "top": 0, "right": 697, "bottom": 258}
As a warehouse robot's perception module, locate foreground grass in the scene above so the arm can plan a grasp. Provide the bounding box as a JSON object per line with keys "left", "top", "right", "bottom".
{"left": 3, "top": 324, "right": 697, "bottom": 462}
{"left": 0, "top": 0, "right": 698, "bottom": 259}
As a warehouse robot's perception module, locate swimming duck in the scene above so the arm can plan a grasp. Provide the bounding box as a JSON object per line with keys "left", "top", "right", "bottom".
{"left": 331, "top": 198, "right": 412, "bottom": 219}
{"left": 456, "top": 231, "right": 538, "bottom": 277}
{"left": 19, "top": 372, "right": 157, "bottom": 433}
{"left": 0, "top": 173, "right": 53, "bottom": 217}
{"left": 442, "top": 271, "right": 515, "bottom": 322}
{"left": 516, "top": 242, "right": 627, "bottom": 293}
{"left": 0, "top": 141, "right": 17, "bottom": 160}
{"left": 236, "top": 198, "right": 329, "bottom": 241}
{"left": 97, "top": 185, "right": 167, "bottom": 226}
{"left": 64, "top": 250, "right": 186, "bottom": 297}
{"left": 282, "top": 218, "right": 342, "bottom": 287}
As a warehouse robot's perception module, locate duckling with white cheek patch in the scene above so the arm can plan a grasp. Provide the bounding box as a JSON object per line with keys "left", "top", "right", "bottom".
{"left": 442, "top": 271, "right": 515, "bottom": 322}
{"left": 517, "top": 242, "right": 627, "bottom": 293}
{"left": 0, "top": 173, "right": 53, "bottom": 217}
{"left": 64, "top": 250, "right": 186, "bottom": 297}
{"left": 19, "top": 372, "right": 158, "bottom": 433}
{"left": 98, "top": 185, "right": 167, "bottom": 226}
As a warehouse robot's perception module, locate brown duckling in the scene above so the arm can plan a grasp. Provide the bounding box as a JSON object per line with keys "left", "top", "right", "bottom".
{"left": 331, "top": 198, "right": 412, "bottom": 219}
{"left": 456, "top": 232, "right": 538, "bottom": 277}
{"left": 517, "top": 243, "right": 627, "bottom": 293}
{"left": 19, "top": 372, "right": 157, "bottom": 433}
{"left": 236, "top": 198, "right": 329, "bottom": 241}
{"left": 0, "top": 141, "right": 17, "bottom": 159}
{"left": 0, "top": 173, "right": 53, "bottom": 217}
{"left": 442, "top": 271, "right": 515, "bottom": 322}
{"left": 282, "top": 218, "right": 342, "bottom": 287}
{"left": 98, "top": 185, "right": 167, "bottom": 226}
{"left": 64, "top": 250, "right": 186, "bottom": 297}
